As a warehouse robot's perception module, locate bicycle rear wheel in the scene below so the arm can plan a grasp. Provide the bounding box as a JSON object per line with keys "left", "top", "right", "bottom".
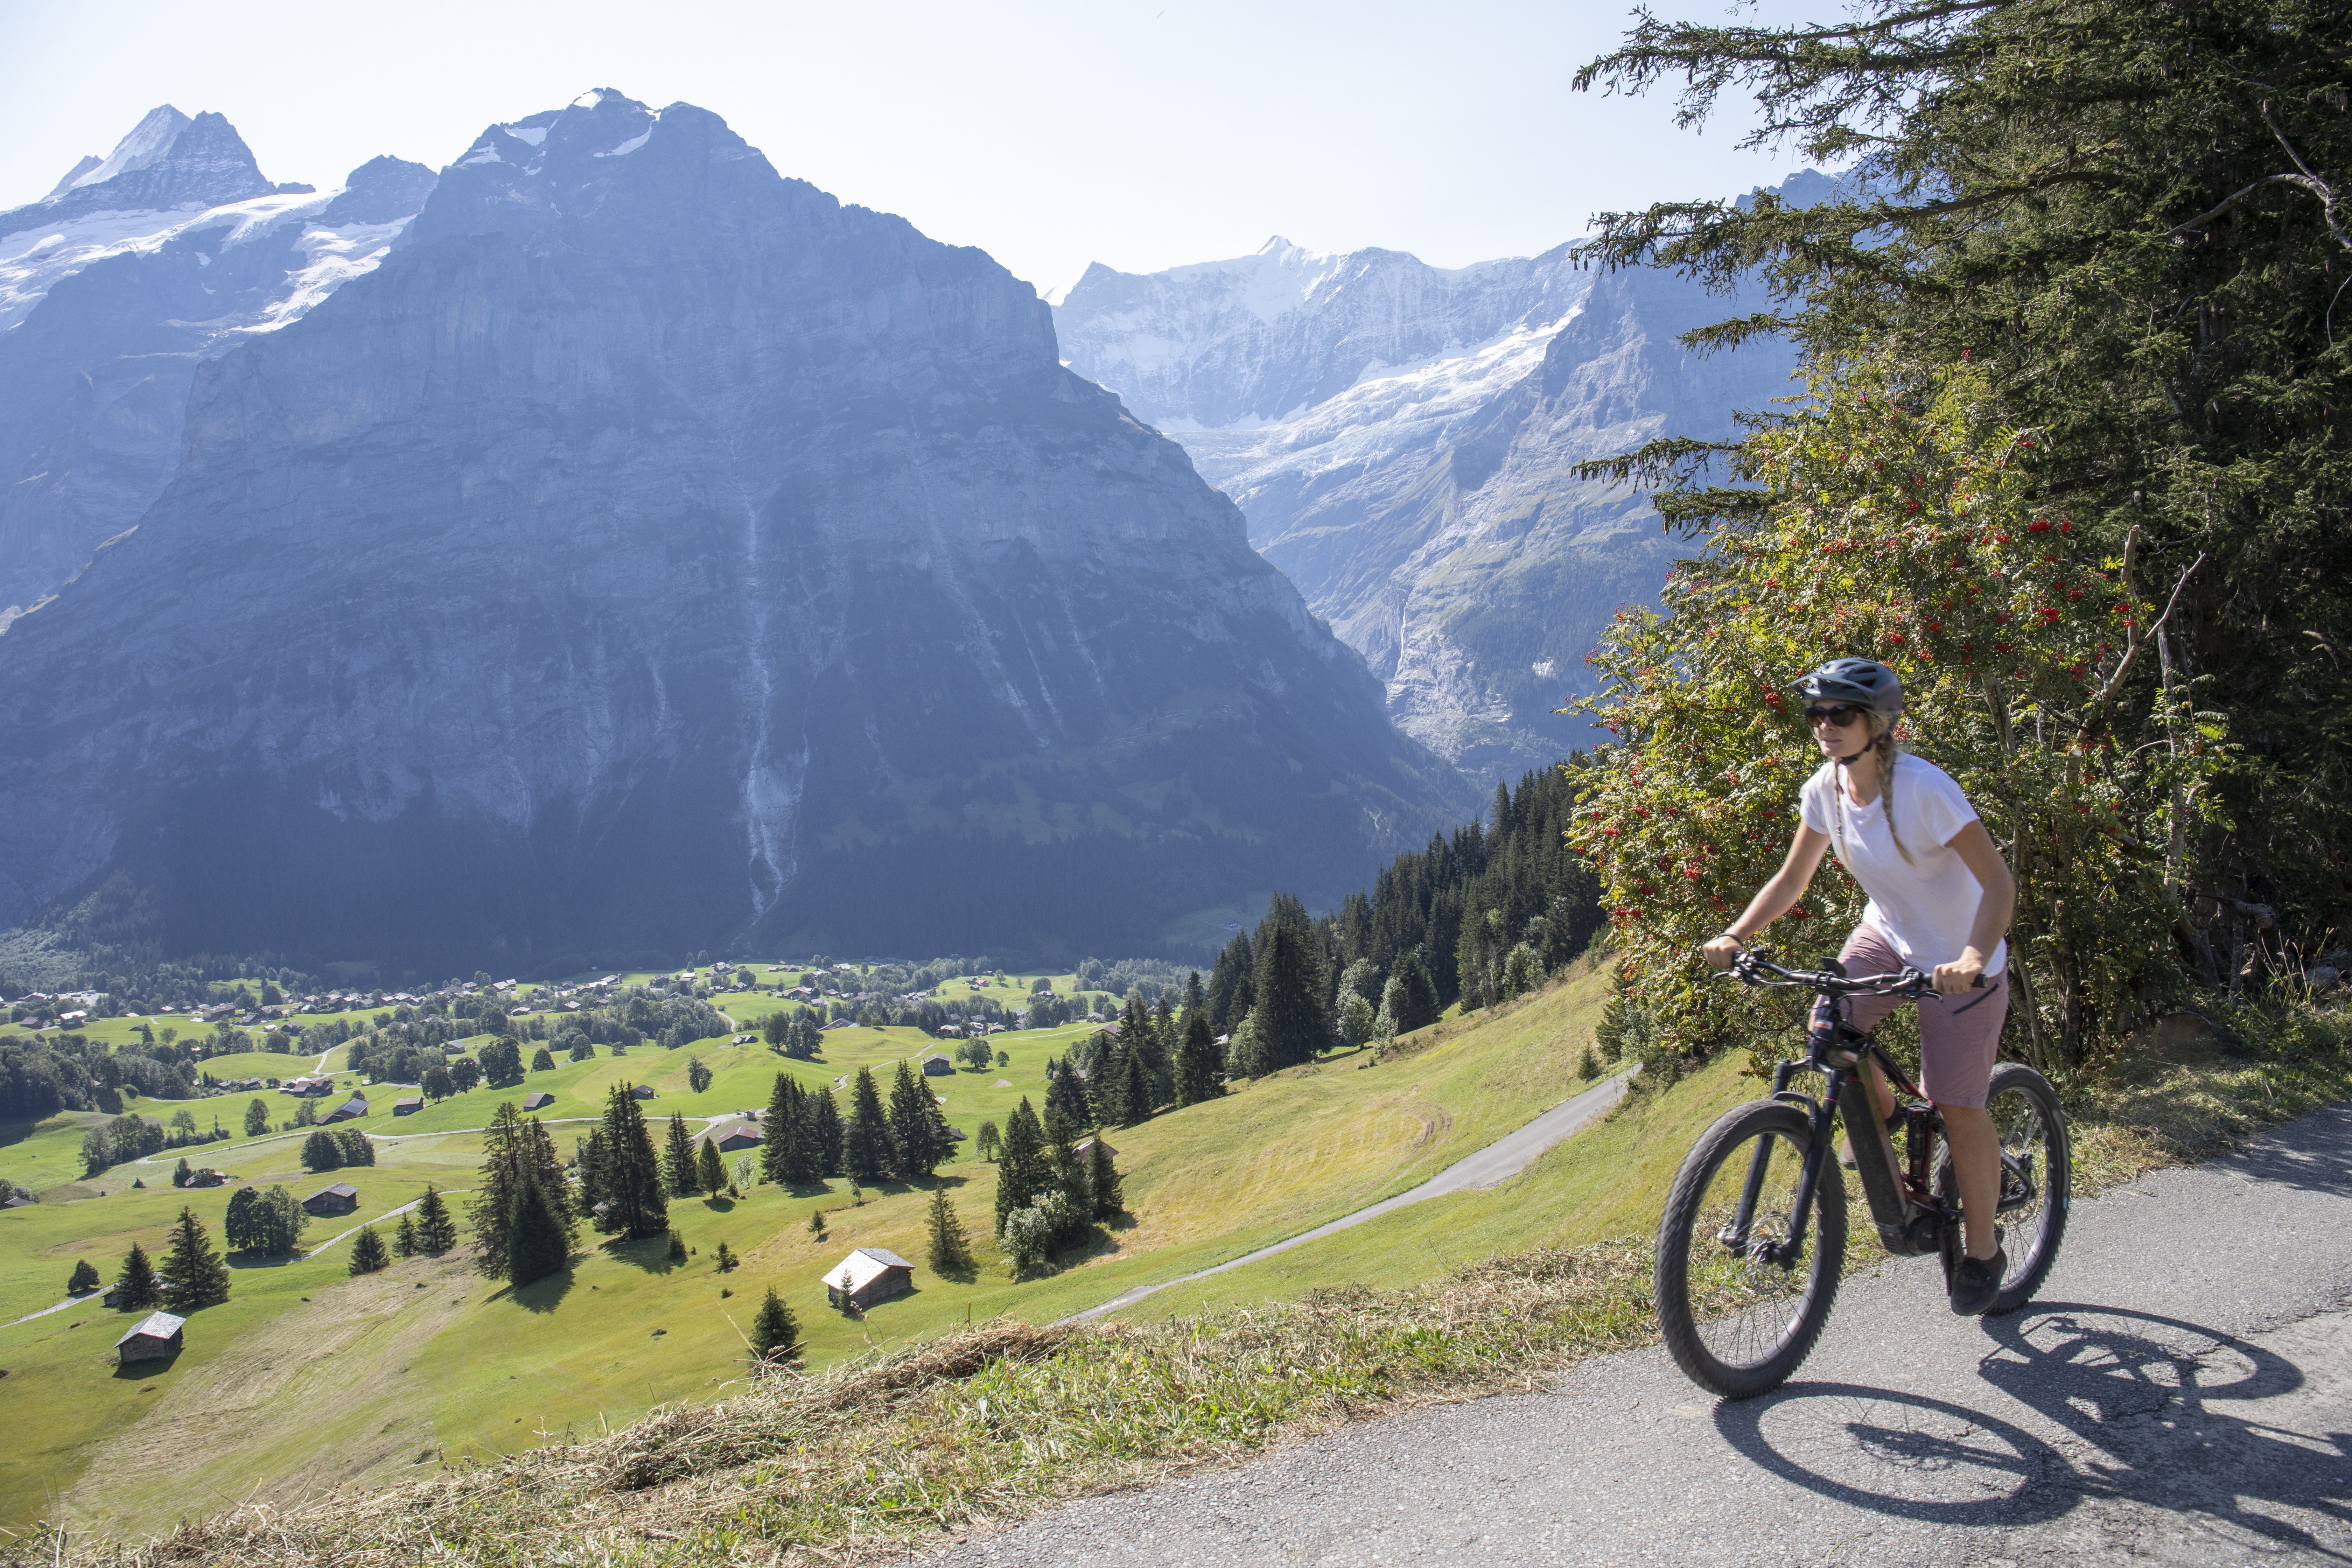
{"left": 1656, "top": 1099, "right": 1846, "bottom": 1399}
{"left": 1937, "top": 1061, "right": 2070, "bottom": 1313}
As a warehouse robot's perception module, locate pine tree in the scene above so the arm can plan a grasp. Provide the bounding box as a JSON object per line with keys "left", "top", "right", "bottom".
{"left": 348, "top": 1224, "right": 390, "bottom": 1275}
{"left": 172, "top": 1156, "right": 191, "bottom": 1188}
{"left": 394, "top": 1212, "right": 419, "bottom": 1258}
{"left": 114, "top": 1241, "right": 162, "bottom": 1310}
{"left": 1088, "top": 1137, "right": 1124, "bottom": 1219}
{"left": 662, "top": 1112, "right": 700, "bottom": 1196}
{"left": 68, "top": 1258, "right": 101, "bottom": 1295}
{"left": 1206, "top": 931, "right": 1254, "bottom": 1035}
{"left": 925, "top": 1184, "right": 973, "bottom": 1275}
{"left": 1252, "top": 898, "right": 1331, "bottom": 1071}
{"left": 993, "top": 1098, "right": 1048, "bottom": 1237}
{"left": 886, "top": 1062, "right": 941, "bottom": 1180}
{"left": 576, "top": 1128, "right": 610, "bottom": 1214}
{"left": 749, "top": 1286, "right": 799, "bottom": 1364}
{"left": 667, "top": 1229, "right": 688, "bottom": 1263}
{"left": 1175, "top": 1004, "right": 1223, "bottom": 1106}
{"left": 1117, "top": 1046, "right": 1152, "bottom": 1129}
{"left": 810, "top": 1084, "right": 844, "bottom": 1176}
{"left": 845, "top": 1067, "right": 889, "bottom": 1183}
{"left": 506, "top": 1172, "right": 571, "bottom": 1287}
{"left": 414, "top": 1183, "right": 459, "bottom": 1254}
{"left": 697, "top": 1136, "right": 728, "bottom": 1195}
{"left": 760, "top": 1072, "right": 802, "bottom": 1185}
{"left": 595, "top": 1083, "right": 669, "bottom": 1238}
{"left": 1045, "top": 1055, "right": 1093, "bottom": 1128}
{"left": 1085, "top": 1042, "right": 1125, "bottom": 1128}
{"left": 157, "top": 1206, "right": 230, "bottom": 1310}
{"left": 1042, "top": 1105, "right": 1089, "bottom": 1212}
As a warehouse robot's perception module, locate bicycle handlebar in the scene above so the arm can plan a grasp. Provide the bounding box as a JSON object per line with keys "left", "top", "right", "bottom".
{"left": 1715, "top": 950, "right": 1976, "bottom": 999}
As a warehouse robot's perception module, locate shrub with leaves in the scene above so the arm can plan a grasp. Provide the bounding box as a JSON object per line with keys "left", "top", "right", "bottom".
{"left": 1570, "top": 359, "right": 2224, "bottom": 1074}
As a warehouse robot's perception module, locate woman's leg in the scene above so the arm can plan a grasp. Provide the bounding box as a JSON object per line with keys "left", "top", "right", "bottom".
{"left": 1834, "top": 925, "right": 1907, "bottom": 1170}
{"left": 1939, "top": 1104, "right": 2001, "bottom": 1260}
{"left": 1917, "top": 974, "right": 2010, "bottom": 1263}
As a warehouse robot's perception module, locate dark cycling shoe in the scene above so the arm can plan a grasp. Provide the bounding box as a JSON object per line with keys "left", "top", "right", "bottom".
{"left": 1948, "top": 1246, "right": 2007, "bottom": 1315}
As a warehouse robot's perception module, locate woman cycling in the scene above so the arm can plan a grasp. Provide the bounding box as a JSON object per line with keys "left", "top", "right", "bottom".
{"left": 1701, "top": 657, "right": 2019, "bottom": 1314}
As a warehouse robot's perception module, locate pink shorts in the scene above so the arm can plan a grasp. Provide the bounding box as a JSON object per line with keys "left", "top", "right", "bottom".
{"left": 1835, "top": 923, "right": 2008, "bottom": 1109}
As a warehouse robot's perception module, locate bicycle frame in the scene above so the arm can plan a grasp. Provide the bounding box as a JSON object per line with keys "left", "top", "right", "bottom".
{"left": 1723, "top": 984, "right": 1952, "bottom": 1262}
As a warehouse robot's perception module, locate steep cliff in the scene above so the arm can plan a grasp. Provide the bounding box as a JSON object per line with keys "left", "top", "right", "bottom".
{"left": 0, "top": 108, "right": 434, "bottom": 620}
{"left": 1056, "top": 214, "right": 1809, "bottom": 782}
{"left": 0, "top": 91, "right": 1471, "bottom": 970}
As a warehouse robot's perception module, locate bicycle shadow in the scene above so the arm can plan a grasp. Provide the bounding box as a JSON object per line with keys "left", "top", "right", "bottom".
{"left": 1708, "top": 1301, "right": 2349, "bottom": 1556}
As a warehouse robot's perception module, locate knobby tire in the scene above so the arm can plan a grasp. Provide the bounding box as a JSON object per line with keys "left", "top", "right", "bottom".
{"left": 1656, "top": 1099, "right": 1846, "bottom": 1399}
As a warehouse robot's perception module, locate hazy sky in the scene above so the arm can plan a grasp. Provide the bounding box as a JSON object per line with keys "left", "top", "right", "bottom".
{"left": 0, "top": 0, "right": 1831, "bottom": 296}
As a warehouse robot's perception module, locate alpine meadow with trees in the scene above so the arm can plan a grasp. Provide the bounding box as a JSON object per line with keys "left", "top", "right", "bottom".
{"left": 1563, "top": 0, "right": 2352, "bottom": 1077}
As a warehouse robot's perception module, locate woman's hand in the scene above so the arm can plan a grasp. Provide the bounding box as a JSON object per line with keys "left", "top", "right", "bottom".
{"left": 1702, "top": 933, "right": 1745, "bottom": 971}
{"left": 1932, "top": 949, "right": 1988, "bottom": 995}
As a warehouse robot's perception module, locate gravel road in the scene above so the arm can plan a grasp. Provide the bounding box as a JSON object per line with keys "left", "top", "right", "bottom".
{"left": 935, "top": 1102, "right": 2352, "bottom": 1567}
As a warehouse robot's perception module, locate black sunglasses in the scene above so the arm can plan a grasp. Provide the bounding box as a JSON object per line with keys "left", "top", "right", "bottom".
{"left": 1803, "top": 704, "right": 1867, "bottom": 727}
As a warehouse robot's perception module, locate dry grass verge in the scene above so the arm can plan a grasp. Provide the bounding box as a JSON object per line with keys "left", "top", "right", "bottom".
{"left": 12, "top": 996, "right": 2345, "bottom": 1568}
{"left": 18, "top": 1246, "right": 1654, "bottom": 1568}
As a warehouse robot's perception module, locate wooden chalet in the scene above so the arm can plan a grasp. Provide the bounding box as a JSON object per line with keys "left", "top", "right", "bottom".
{"left": 115, "top": 1310, "right": 185, "bottom": 1363}
{"left": 301, "top": 1182, "right": 360, "bottom": 1217}
{"left": 823, "top": 1247, "right": 914, "bottom": 1310}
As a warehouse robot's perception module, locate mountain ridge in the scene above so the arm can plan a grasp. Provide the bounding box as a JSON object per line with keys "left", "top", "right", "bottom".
{"left": 1054, "top": 206, "right": 1808, "bottom": 780}
{"left": 0, "top": 90, "right": 1474, "bottom": 970}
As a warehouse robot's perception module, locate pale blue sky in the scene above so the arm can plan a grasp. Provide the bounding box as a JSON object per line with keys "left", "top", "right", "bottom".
{"left": 0, "top": 0, "right": 1832, "bottom": 294}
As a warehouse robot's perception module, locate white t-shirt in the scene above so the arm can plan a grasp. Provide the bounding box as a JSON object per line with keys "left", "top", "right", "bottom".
{"left": 1798, "top": 754, "right": 2007, "bottom": 977}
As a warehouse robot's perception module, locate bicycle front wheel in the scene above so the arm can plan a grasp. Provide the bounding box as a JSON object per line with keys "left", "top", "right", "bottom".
{"left": 1656, "top": 1099, "right": 1846, "bottom": 1399}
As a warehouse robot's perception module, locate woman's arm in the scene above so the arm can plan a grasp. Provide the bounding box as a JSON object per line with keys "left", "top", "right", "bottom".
{"left": 1702, "top": 825, "right": 1834, "bottom": 968}
{"left": 1935, "top": 819, "right": 2016, "bottom": 994}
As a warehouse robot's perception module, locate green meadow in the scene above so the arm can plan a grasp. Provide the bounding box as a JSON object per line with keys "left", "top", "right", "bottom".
{"left": 0, "top": 964, "right": 1629, "bottom": 1540}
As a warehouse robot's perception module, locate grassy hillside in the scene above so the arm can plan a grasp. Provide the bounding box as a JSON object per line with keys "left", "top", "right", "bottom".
{"left": 0, "top": 966, "right": 1623, "bottom": 1539}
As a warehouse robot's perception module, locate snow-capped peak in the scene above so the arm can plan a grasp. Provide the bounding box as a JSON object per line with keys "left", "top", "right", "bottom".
{"left": 70, "top": 105, "right": 192, "bottom": 190}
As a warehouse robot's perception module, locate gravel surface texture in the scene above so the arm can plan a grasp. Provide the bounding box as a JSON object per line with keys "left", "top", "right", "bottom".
{"left": 935, "top": 1102, "right": 2352, "bottom": 1566}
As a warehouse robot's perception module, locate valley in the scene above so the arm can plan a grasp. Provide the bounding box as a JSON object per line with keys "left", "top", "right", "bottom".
{"left": 0, "top": 958, "right": 1630, "bottom": 1537}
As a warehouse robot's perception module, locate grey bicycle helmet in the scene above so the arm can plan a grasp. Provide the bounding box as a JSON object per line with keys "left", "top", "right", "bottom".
{"left": 1797, "top": 657, "right": 1903, "bottom": 718}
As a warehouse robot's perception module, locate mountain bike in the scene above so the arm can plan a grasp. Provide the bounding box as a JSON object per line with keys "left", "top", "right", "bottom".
{"left": 1654, "top": 952, "right": 2070, "bottom": 1398}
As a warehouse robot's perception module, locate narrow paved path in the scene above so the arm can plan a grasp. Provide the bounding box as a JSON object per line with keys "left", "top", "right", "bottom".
{"left": 943, "top": 1101, "right": 2352, "bottom": 1567}
{"left": 1066, "top": 1069, "right": 1634, "bottom": 1324}
{"left": 5, "top": 1289, "right": 104, "bottom": 1328}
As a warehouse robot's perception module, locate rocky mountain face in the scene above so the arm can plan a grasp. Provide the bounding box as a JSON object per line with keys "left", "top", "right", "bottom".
{"left": 1055, "top": 209, "right": 1811, "bottom": 783}
{"left": 1054, "top": 237, "right": 1589, "bottom": 432}
{"left": 0, "top": 108, "right": 436, "bottom": 622}
{"left": 0, "top": 91, "right": 1472, "bottom": 971}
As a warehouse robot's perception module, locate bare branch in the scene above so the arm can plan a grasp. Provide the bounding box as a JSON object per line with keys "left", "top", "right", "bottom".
{"left": 2083, "top": 542, "right": 2207, "bottom": 734}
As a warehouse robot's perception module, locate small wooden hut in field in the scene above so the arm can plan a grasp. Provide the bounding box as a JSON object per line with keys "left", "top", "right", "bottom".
{"left": 823, "top": 1247, "right": 913, "bottom": 1310}
{"left": 115, "top": 1310, "right": 185, "bottom": 1363}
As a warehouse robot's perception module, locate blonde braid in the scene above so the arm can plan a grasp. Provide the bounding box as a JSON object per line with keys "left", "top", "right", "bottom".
{"left": 1832, "top": 714, "right": 1914, "bottom": 866}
